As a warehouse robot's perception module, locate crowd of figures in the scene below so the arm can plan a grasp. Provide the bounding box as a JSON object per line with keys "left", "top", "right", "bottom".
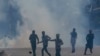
{"left": 29, "top": 28, "right": 94, "bottom": 56}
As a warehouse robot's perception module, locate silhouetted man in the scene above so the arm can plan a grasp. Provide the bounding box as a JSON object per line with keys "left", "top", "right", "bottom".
{"left": 39, "top": 31, "right": 51, "bottom": 56}
{"left": 84, "top": 30, "right": 94, "bottom": 55}
{"left": 29, "top": 30, "right": 39, "bottom": 56}
{"left": 70, "top": 28, "right": 77, "bottom": 53}
{"left": 50, "top": 34, "right": 63, "bottom": 56}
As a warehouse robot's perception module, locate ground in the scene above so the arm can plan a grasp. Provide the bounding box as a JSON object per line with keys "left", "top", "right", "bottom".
{"left": 0, "top": 47, "right": 100, "bottom": 56}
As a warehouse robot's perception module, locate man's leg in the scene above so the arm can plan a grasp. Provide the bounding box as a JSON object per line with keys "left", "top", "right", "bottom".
{"left": 32, "top": 45, "right": 36, "bottom": 56}
{"left": 55, "top": 52, "right": 57, "bottom": 56}
{"left": 56, "top": 50, "right": 58, "bottom": 56}
{"left": 74, "top": 41, "right": 76, "bottom": 53}
{"left": 71, "top": 39, "right": 76, "bottom": 53}
{"left": 33, "top": 49, "right": 36, "bottom": 56}
{"left": 59, "top": 49, "right": 61, "bottom": 56}
{"left": 90, "top": 43, "right": 93, "bottom": 54}
{"left": 72, "top": 43, "right": 75, "bottom": 53}
{"left": 44, "top": 47, "right": 51, "bottom": 56}
{"left": 56, "top": 49, "right": 59, "bottom": 56}
{"left": 90, "top": 48, "right": 93, "bottom": 54}
{"left": 42, "top": 48, "right": 44, "bottom": 56}
{"left": 56, "top": 48, "right": 61, "bottom": 56}
{"left": 84, "top": 45, "right": 88, "bottom": 55}
{"left": 59, "top": 52, "right": 61, "bottom": 56}
{"left": 71, "top": 43, "right": 73, "bottom": 53}
{"left": 56, "top": 51, "right": 60, "bottom": 56}
{"left": 73, "top": 44, "right": 75, "bottom": 53}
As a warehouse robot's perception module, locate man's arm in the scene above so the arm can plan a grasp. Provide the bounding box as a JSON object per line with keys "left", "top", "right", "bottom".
{"left": 50, "top": 39, "right": 56, "bottom": 42}
{"left": 37, "top": 40, "right": 43, "bottom": 44}
{"left": 48, "top": 35, "right": 51, "bottom": 40}
{"left": 60, "top": 39, "right": 64, "bottom": 45}
{"left": 38, "top": 41, "right": 43, "bottom": 43}
{"left": 92, "top": 34, "right": 95, "bottom": 40}
{"left": 76, "top": 32, "right": 77, "bottom": 38}
{"left": 36, "top": 35, "right": 39, "bottom": 43}
{"left": 29, "top": 34, "right": 32, "bottom": 40}
{"left": 86, "top": 35, "right": 88, "bottom": 41}
{"left": 74, "top": 32, "right": 77, "bottom": 39}
{"left": 46, "top": 35, "right": 51, "bottom": 40}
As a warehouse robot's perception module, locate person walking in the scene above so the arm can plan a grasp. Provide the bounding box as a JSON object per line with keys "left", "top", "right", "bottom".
{"left": 84, "top": 30, "right": 94, "bottom": 55}
{"left": 50, "top": 34, "right": 63, "bottom": 56}
{"left": 70, "top": 28, "right": 77, "bottom": 53}
{"left": 29, "top": 30, "right": 39, "bottom": 56}
{"left": 39, "top": 31, "right": 51, "bottom": 56}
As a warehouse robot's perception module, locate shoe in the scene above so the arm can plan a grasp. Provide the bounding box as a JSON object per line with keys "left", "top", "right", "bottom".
{"left": 90, "top": 51, "right": 93, "bottom": 54}
{"left": 84, "top": 53, "right": 86, "bottom": 55}
{"left": 72, "top": 50, "right": 75, "bottom": 53}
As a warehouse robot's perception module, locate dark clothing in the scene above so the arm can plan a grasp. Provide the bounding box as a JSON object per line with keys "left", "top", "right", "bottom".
{"left": 71, "top": 32, "right": 77, "bottom": 38}
{"left": 42, "top": 45, "right": 51, "bottom": 56}
{"left": 55, "top": 39, "right": 63, "bottom": 56}
{"left": 56, "top": 48, "right": 61, "bottom": 56}
{"left": 86, "top": 34, "right": 94, "bottom": 49}
{"left": 70, "top": 31, "right": 77, "bottom": 53}
{"left": 29, "top": 34, "right": 38, "bottom": 44}
{"left": 50, "top": 39, "right": 63, "bottom": 56}
{"left": 29, "top": 34, "right": 39, "bottom": 56}
{"left": 55, "top": 39, "right": 63, "bottom": 50}
{"left": 42, "top": 35, "right": 50, "bottom": 47}
{"left": 41, "top": 35, "right": 51, "bottom": 56}
{"left": 84, "top": 33, "right": 94, "bottom": 55}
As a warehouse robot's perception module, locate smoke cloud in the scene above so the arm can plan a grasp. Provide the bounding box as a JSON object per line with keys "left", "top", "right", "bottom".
{"left": 0, "top": 0, "right": 91, "bottom": 48}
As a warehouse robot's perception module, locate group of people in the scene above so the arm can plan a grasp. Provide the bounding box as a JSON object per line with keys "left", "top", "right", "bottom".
{"left": 29, "top": 28, "right": 95, "bottom": 56}
{"left": 70, "top": 28, "right": 94, "bottom": 55}
{"left": 29, "top": 30, "right": 63, "bottom": 56}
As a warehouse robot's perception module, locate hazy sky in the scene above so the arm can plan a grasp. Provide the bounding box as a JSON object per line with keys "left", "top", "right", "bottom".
{"left": 0, "top": 0, "right": 91, "bottom": 48}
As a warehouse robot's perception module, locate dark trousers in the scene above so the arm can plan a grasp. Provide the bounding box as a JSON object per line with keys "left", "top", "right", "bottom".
{"left": 31, "top": 43, "right": 36, "bottom": 56}
{"left": 42, "top": 45, "right": 51, "bottom": 56}
{"left": 72, "top": 43, "right": 75, "bottom": 53}
{"left": 84, "top": 43, "right": 93, "bottom": 54}
{"left": 71, "top": 39, "right": 76, "bottom": 53}
{"left": 56, "top": 48, "right": 61, "bottom": 56}
{"left": 32, "top": 48, "right": 36, "bottom": 56}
